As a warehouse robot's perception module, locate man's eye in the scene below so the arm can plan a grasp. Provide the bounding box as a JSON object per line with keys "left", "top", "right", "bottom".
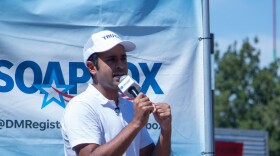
{"left": 122, "top": 56, "right": 127, "bottom": 60}
{"left": 107, "top": 58, "right": 115, "bottom": 61}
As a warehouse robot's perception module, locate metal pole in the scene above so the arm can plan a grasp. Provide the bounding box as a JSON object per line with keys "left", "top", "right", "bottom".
{"left": 202, "top": 0, "right": 214, "bottom": 155}
{"left": 273, "top": 0, "right": 277, "bottom": 62}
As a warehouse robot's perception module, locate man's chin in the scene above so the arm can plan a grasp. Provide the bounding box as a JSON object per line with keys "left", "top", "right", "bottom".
{"left": 110, "top": 82, "right": 120, "bottom": 90}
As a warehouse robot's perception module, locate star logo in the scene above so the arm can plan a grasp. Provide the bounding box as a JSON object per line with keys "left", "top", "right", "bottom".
{"left": 33, "top": 72, "right": 74, "bottom": 109}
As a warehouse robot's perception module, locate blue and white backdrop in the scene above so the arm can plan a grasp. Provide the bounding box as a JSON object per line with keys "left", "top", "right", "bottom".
{"left": 0, "top": 0, "right": 207, "bottom": 155}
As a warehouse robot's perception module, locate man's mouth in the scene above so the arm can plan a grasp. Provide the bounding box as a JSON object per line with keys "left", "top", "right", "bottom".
{"left": 113, "top": 73, "right": 125, "bottom": 82}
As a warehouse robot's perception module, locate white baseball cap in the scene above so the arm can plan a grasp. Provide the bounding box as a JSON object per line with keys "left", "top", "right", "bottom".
{"left": 83, "top": 30, "right": 136, "bottom": 64}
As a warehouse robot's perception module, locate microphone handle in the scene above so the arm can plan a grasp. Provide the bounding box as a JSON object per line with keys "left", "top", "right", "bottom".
{"left": 128, "top": 86, "right": 155, "bottom": 113}
{"left": 128, "top": 86, "right": 139, "bottom": 98}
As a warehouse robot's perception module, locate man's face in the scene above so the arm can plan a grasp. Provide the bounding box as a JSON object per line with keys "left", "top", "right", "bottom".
{"left": 95, "top": 44, "right": 128, "bottom": 91}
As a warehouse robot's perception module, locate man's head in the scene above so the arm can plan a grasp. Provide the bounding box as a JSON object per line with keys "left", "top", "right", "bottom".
{"left": 83, "top": 30, "right": 135, "bottom": 64}
{"left": 83, "top": 30, "right": 136, "bottom": 91}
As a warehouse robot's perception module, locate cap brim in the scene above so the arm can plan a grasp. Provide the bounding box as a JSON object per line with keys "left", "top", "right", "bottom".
{"left": 119, "top": 40, "right": 136, "bottom": 52}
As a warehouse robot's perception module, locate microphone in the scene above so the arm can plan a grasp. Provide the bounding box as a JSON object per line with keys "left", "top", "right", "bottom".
{"left": 118, "top": 75, "right": 155, "bottom": 113}
{"left": 118, "top": 75, "right": 141, "bottom": 98}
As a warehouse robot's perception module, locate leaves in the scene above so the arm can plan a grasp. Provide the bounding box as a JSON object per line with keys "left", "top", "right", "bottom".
{"left": 214, "top": 37, "right": 280, "bottom": 155}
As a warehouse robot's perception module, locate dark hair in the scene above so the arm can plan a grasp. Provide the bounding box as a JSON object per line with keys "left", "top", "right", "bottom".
{"left": 87, "top": 53, "right": 99, "bottom": 70}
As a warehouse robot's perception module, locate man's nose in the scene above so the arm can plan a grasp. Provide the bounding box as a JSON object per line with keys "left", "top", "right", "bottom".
{"left": 116, "top": 59, "right": 125, "bottom": 69}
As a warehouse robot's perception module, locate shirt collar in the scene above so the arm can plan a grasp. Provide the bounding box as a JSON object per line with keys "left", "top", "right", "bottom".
{"left": 86, "top": 84, "right": 109, "bottom": 105}
{"left": 86, "top": 83, "right": 122, "bottom": 106}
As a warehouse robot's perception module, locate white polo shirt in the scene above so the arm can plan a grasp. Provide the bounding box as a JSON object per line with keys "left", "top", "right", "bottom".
{"left": 61, "top": 84, "right": 153, "bottom": 156}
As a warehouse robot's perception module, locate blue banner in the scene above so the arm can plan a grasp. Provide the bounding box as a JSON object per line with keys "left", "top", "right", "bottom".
{"left": 0, "top": 0, "right": 205, "bottom": 155}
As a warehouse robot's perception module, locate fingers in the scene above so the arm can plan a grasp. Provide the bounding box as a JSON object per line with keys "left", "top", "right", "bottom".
{"left": 132, "top": 93, "right": 153, "bottom": 128}
{"left": 153, "top": 103, "right": 172, "bottom": 131}
{"left": 154, "top": 103, "right": 171, "bottom": 120}
{"left": 134, "top": 93, "right": 154, "bottom": 112}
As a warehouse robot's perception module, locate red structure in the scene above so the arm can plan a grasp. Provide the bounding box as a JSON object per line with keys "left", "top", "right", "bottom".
{"left": 215, "top": 141, "right": 243, "bottom": 156}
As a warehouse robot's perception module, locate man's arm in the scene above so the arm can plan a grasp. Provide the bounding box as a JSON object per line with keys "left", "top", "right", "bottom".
{"left": 140, "top": 129, "right": 171, "bottom": 156}
{"left": 75, "top": 122, "right": 143, "bottom": 156}
{"left": 143, "top": 103, "right": 172, "bottom": 156}
{"left": 151, "top": 127, "right": 171, "bottom": 156}
{"left": 75, "top": 93, "right": 154, "bottom": 156}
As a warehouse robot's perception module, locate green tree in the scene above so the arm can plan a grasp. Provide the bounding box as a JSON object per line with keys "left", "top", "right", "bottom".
{"left": 214, "top": 38, "right": 280, "bottom": 156}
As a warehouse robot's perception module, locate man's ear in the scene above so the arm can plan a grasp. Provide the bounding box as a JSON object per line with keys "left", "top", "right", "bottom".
{"left": 86, "top": 61, "right": 97, "bottom": 75}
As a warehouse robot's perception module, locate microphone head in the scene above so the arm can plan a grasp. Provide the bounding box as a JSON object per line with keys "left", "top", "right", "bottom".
{"left": 119, "top": 75, "right": 127, "bottom": 83}
{"left": 118, "top": 75, "right": 141, "bottom": 98}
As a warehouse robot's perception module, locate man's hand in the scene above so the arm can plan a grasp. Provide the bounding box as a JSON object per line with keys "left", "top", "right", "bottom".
{"left": 132, "top": 93, "right": 154, "bottom": 129}
{"left": 153, "top": 103, "right": 172, "bottom": 131}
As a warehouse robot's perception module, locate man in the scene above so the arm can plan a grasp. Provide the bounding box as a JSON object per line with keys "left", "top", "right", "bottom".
{"left": 61, "top": 30, "right": 172, "bottom": 156}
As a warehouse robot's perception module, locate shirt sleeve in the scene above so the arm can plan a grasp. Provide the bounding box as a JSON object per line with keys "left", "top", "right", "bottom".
{"left": 63, "top": 100, "right": 103, "bottom": 149}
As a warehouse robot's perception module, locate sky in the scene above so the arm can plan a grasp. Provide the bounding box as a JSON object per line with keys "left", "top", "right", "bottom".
{"left": 210, "top": 0, "right": 280, "bottom": 67}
